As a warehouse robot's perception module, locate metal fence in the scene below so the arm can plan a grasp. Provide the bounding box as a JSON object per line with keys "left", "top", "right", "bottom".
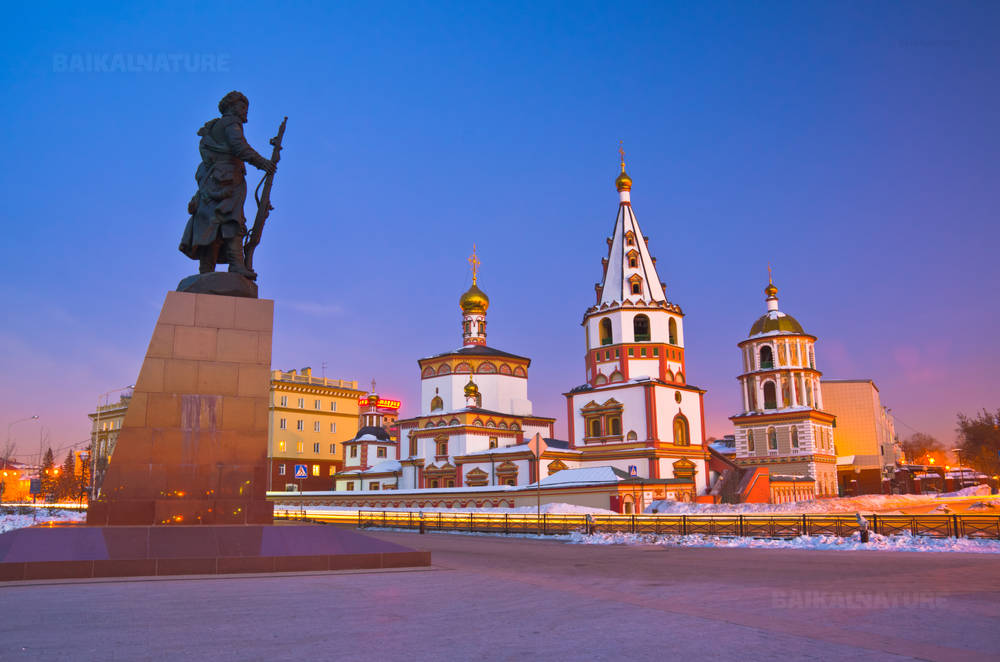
{"left": 274, "top": 509, "right": 1000, "bottom": 540}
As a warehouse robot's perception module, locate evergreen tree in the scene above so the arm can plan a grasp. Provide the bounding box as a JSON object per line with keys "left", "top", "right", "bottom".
{"left": 39, "top": 447, "right": 56, "bottom": 501}
{"left": 57, "top": 451, "right": 76, "bottom": 501}
{"left": 956, "top": 409, "right": 1000, "bottom": 477}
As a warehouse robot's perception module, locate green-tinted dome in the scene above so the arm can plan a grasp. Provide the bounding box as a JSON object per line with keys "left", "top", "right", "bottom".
{"left": 749, "top": 311, "right": 805, "bottom": 337}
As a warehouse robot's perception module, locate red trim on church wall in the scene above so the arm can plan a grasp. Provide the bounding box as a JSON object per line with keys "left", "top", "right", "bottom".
{"left": 566, "top": 397, "right": 576, "bottom": 448}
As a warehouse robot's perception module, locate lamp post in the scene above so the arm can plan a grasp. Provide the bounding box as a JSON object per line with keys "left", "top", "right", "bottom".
{"left": 5, "top": 415, "right": 39, "bottom": 465}
{"left": 90, "top": 385, "right": 134, "bottom": 502}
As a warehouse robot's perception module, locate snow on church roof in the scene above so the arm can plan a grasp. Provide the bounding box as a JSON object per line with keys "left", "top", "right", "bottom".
{"left": 528, "top": 466, "right": 631, "bottom": 488}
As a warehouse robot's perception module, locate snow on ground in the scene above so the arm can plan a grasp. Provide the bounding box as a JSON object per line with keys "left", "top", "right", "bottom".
{"left": 646, "top": 485, "right": 998, "bottom": 515}
{"left": 274, "top": 501, "right": 617, "bottom": 516}
{"left": 0, "top": 508, "right": 84, "bottom": 533}
{"left": 568, "top": 530, "right": 1000, "bottom": 553}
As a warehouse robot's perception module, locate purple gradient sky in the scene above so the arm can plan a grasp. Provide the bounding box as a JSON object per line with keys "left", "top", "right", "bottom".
{"left": 1, "top": 2, "right": 997, "bottom": 462}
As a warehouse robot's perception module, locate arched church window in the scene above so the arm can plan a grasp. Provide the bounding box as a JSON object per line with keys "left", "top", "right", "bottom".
{"left": 763, "top": 381, "right": 777, "bottom": 410}
{"left": 768, "top": 427, "right": 778, "bottom": 450}
{"left": 599, "top": 318, "right": 613, "bottom": 346}
{"left": 668, "top": 318, "right": 678, "bottom": 345}
{"left": 625, "top": 231, "right": 635, "bottom": 246}
{"left": 626, "top": 430, "right": 637, "bottom": 441}
{"left": 791, "top": 427, "right": 800, "bottom": 448}
{"left": 808, "top": 346, "right": 815, "bottom": 369}
{"left": 633, "top": 314, "right": 650, "bottom": 342}
{"left": 629, "top": 255, "right": 637, "bottom": 268}
{"left": 747, "top": 430, "right": 755, "bottom": 452}
{"left": 673, "top": 415, "right": 689, "bottom": 446}
{"left": 430, "top": 395, "right": 443, "bottom": 411}
{"left": 760, "top": 345, "right": 774, "bottom": 369}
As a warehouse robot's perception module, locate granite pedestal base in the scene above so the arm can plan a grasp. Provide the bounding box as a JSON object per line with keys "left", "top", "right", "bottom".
{"left": 0, "top": 525, "right": 430, "bottom": 581}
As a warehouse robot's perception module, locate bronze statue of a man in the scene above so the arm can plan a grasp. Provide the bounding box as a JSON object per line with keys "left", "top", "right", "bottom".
{"left": 179, "top": 91, "right": 276, "bottom": 280}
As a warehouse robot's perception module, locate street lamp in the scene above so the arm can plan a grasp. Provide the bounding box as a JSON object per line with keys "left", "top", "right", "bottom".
{"left": 90, "top": 385, "right": 134, "bottom": 501}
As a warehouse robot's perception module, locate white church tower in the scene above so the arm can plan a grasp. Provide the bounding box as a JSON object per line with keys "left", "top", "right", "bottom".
{"left": 730, "top": 273, "right": 838, "bottom": 496}
{"left": 564, "top": 149, "right": 710, "bottom": 492}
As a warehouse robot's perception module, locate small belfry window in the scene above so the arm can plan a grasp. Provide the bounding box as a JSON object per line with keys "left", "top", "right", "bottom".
{"left": 599, "top": 318, "right": 613, "bottom": 345}
{"left": 763, "top": 381, "right": 778, "bottom": 410}
{"left": 760, "top": 345, "right": 774, "bottom": 369}
{"left": 668, "top": 318, "right": 678, "bottom": 345}
{"left": 633, "top": 314, "right": 650, "bottom": 342}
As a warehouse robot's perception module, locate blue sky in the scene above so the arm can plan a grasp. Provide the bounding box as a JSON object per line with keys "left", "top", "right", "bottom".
{"left": 1, "top": 1, "right": 998, "bottom": 460}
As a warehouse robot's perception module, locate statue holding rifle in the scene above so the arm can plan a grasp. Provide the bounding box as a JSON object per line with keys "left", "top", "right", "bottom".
{"left": 179, "top": 91, "right": 285, "bottom": 293}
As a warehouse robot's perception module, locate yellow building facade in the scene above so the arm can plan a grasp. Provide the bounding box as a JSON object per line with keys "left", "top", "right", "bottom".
{"left": 821, "top": 379, "right": 899, "bottom": 494}
{"left": 267, "top": 368, "right": 364, "bottom": 491}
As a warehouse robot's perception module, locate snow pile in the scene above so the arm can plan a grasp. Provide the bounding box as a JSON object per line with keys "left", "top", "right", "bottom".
{"left": 646, "top": 490, "right": 998, "bottom": 515}
{"left": 568, "top": 530, "right": 1000, "bottom": 553}
{"left": 0, "top": 508, "right": 84, "bottom": 533}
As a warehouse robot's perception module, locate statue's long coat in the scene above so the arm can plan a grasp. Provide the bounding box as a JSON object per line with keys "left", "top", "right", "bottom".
{"left": 179, "top": 114, "right": 267, "bottom": 260}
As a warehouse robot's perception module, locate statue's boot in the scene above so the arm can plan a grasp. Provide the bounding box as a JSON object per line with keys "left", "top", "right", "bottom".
{"left": 199, "top": 241, "right": 221, "bottom": 274}
{"left": 226, "top": 236, "right": 257, "bottom": 281}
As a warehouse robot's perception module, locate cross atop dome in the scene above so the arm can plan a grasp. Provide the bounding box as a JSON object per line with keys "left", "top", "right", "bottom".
{"left": 468, "top": 244, "right": 481, "bottom": 285}
{"left": 459, "top": 246, "right": 489, "bottom": 346}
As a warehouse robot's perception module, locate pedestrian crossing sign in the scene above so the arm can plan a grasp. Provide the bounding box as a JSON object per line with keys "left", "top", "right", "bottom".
{"left": 294, "top": 464, "right": 307, "bottom": 479}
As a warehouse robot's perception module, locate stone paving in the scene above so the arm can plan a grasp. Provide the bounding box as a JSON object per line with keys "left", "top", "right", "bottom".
{"left": 1, "top": 528, "right": 997, "bottom": 661}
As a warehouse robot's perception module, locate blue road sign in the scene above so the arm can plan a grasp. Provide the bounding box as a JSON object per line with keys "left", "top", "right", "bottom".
{"left": 628, "top": 465, "right": 638, "bottom": 477}
{"left": 294, "top": 464, "right": 308, "bottom": 479}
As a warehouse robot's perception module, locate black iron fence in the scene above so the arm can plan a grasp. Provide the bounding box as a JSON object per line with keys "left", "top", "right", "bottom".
{"left": 274, "top": 509, "right": 1000, "bottom": 540}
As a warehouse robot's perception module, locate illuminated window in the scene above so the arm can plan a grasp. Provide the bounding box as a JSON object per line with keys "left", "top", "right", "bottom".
{"left": 279, "top": 418, "right": 287, "bottom": 430}
{"left": 296, "top": 441, "right": 304, "bottom": 453}
{"left": 329, "top": 466, "right": 336, "bottom": 475}
{"left": 377, "top": 447, "right": 387, "bottom": 458}
{"left": 278, "top": 464, "right": 286, "bottom": 475}
{"left": 278, "top": 441, "right": 286, "bottom": 452}
{"left": 279, "top": 396, "right": 287, "bottom": 407}
{"left": 489, "top": 437, "right": 498, "bottom": 449}
{"left": 313, "top": 442, "right": 320, "bottom": 453}
{"left": 673, "top": 415, "right": 689, "bottom": 446}
{"left": 296, "top": 420, "right": 304, "bottom": 431}
{"left": 311, "top": 464, "right": 320, "bottom": 476}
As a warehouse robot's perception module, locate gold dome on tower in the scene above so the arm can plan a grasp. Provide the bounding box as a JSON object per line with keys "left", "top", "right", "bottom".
{"left": 765, "top": 282, "right": 778, "bottom": 297}
{"left": 460, "top": 283, "right": 490, "bottom": 314}
{"left": 464, "top": 377, "right": 480, "bottom": 399}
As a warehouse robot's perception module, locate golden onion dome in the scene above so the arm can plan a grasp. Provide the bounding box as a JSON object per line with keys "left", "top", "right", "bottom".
{"left": 460, "top": 283, "right": 490, "bottom": 314}
{"left": 616, "top": 169, "right": 632, "bottom": 192}
{"left": 765, "top": 282, "right": 778, "bottom": 297}
{"left": 464, "top": 377, "right": 480, "bottom": 398}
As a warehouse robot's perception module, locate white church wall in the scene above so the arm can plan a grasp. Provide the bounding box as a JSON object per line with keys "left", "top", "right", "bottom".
{"left": 421, "top": 374, "right": 531, "bottom": 415}
{"left": 653, "top": 385, "right": 703, "bottom": 446}
{"left": 627, "top": 359, "right": 660, "bottom": 380}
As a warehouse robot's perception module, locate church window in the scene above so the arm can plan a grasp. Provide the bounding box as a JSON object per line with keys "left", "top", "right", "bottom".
{"left": 430, "top": 395, "right": 443, "bottom": 411}
{"left": 629, "top": 256, "right": 637, "bottom": 268}
{"left": 505, "top": 478, "right": 515, "bottom": 486}
{"left": 409, "top": 438, "right": 417, "bottom": 456}
{"left": 633, "top": 314, "right": 650, "bottom": 342}
{"left": 609, "top": 370, "right": 624, "bottom": 382}
{"left": 640, "top": 348, "right": 647, "bottom": 357}
{"left": 625, "top": 231, "right": 635, "bottom": 246}
{"left": 791, "top": 428, "right": 800, "bottom": 449}
{"left": 760, "top": 346, "right": 774, "bottom": 370}
{"left": 369, "top": 482, "right": 379, "bottom": 491}
{"left": 747, "top": 430, "right": 755, "bottom": 452}
{"left": 608, "top": 416, "right": 621, "bottom": 436}
{"left": 628, "top": 348, "right": 634, "bottom": 357}
{"left": 279, "top": 396, "right": 287, "bottom": 407}
{"left": 436, "top": 441, "right": 448, "bottom": 456}
{"left": 346, "top": 482, "right": 354, "bottom": 491}
{"left": 589, "top": 419, "right": 602, "bottom": 438}
{"left": 430, "top": 480, "right": 439, "bottom": 489}
{"left": 615, "top": 349, "right": 620, "bottom": 358}
{"left": 489, "top": 437, "right": 498, "bottom": 449}
{"left": 313, "top": 442, "right": 320, "bottom": 453}
{"left": 296, "top": 441, "right": 304, "bottom": 453}
{"left": 763, "top": 382, "right": 777, "bottom": 410}
{"left": 513, "top": 366, "right": 526, "bottom": 377}
{"left": 350, "top": 445, "right": 357, "bottom": 458}
{"left": 604, "top": 350, "right": 610, "bottom": 360}
{"left": 631, "top": 281, "right": 641, "bottom": 295}
{"left": 377, "top": 447, "right": 387, "bottom": 458}
{"left": 768, "top": 427, "right": 778, "bottom": 450}
{"left": 447, "top": 480, "right": 455, "bottom": 488}
{"left": 278, "top": 441, "right": 286, "bottom": 452}
{"left": 279, "top": 418, "right": 287, "bottom": 430}
{"left": 278, "top": 464, "right": 285, "bottom": 476}
{"left": 511, "top": 423, "right": 520, "bottom": 431}
{"left": 653, "top": 348, "right": 658, "bottom": 357}
{"left": 599, "top": 318, "right": 613, "bottom": 345}
{"left": 594, "top": 374, "right": 608, "bottom": 386}
{"left": 673, "top": 415, "right": 689, "bottom": 446}
{"left": 668, "top": 318, "right": 678, "bottom": 345}
{"left": 449, "top": 418, "right": 460, "bottom": 426}
{"left": 626, "top": 430, "right": 637, "bottom": 441}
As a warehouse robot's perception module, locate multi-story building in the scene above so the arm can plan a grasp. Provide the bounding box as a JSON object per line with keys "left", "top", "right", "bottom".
{"left": 730, "top": 276, "right": 838, "bottom": 497}
{"left": 268, "top": 368, "right": 364, "bottom": 491}
{"left": 820, "top": 379, "right": 899, "bottom": 494}
{"left": 87, "top": 391, "right": 133, "bottom": 497}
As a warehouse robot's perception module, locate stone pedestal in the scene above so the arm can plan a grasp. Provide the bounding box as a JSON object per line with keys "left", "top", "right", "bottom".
{"left": 87, "top": 291, "right": 274, "bottom": 526}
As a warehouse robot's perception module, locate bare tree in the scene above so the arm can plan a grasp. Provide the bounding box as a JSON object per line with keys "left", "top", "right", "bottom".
{"left": 901, "top": 433, "right": 944, "bottom": 464}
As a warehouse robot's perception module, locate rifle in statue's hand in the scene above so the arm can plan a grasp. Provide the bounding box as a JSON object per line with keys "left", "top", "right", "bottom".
{"left": 244, "top": 116, "right": 287, "bottom": 271}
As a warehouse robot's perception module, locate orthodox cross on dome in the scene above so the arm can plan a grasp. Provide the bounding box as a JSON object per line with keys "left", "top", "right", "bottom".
{"left": 468, "top": 244, "right": 481, "bottom": 286}
{"left": 370, "top": 378, "right": 377, "bottom": 394}
{"left": 618, "top": 140, "right": 626, "bottom": 173}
